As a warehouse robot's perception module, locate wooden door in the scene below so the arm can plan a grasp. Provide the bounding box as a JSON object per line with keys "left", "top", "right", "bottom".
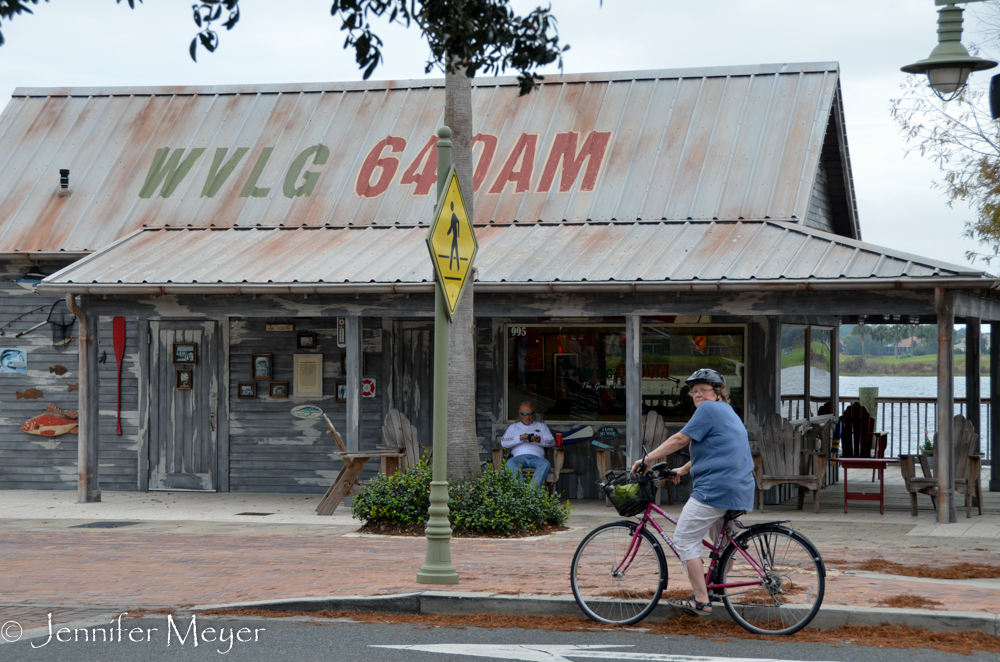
{"left": 148, "top": 321, "right": 219, "bottom": 491}
{"left": 394, "top": 321, "right": 434, "bottom": 447}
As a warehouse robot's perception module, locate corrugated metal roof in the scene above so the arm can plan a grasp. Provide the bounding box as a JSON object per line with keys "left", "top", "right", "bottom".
{"left": 40, "top": 221, "right": 992, "bottom": 294}
{"left": 0, "top": 63, "right": 847, "bottom": 256}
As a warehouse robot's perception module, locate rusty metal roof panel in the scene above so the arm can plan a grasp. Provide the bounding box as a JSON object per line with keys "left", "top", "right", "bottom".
{"left": 0, "top": 63, "right": 847, "bottom": 255}
{"left": 43, "top": 221, "right": 988, "bottom": 293}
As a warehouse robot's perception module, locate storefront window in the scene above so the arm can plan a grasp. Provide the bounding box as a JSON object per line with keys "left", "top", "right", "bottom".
{"left": 810, "top": 328, "right": 833, "bottom": 417}
{"left": 780, "top": 326, "right": 834, "bottom": 419}
{"left": 507, "top": 325, "right": 626, "bottom": 421}
{"left": 641, "top": 326, "right": 744, "bottom": 422}
{"left": 781, "top": 327, "right": 807, "bottom": 418}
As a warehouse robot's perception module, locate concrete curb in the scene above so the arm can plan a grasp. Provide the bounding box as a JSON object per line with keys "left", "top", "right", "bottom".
{"left": 191, "top": 592, "right": 1000, "bottom": 635}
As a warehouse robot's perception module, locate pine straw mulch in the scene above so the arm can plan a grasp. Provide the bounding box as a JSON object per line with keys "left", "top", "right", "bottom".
{"left": 857, "top": 557, "right": 1000, "bottom": 580}
{"left": 874, "top": 594, "right": 944, "bottom": 610}
{"left": 356, "top": 522, "right": 569, "bottom": 538}
{"left": 198, "top": 608, "right": 1000, "bottom": 656}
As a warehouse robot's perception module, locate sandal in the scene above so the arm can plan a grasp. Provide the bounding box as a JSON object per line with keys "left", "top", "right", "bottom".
{"left": 667, "top": 594, "right": 713, "bottom": 618}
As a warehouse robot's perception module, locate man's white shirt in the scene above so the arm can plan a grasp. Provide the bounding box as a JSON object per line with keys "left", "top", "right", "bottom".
{"left": 501, "top": 420, "right": 555, "bottom": 458}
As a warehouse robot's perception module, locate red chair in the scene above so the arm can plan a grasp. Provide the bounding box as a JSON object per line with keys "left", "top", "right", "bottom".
{"left": 840, "top": 402, "right": 888, "bottom": 482}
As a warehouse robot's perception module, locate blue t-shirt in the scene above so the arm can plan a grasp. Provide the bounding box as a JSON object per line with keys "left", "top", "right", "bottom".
{"left": 679, "top": 400, "right": 755, "bottom": 511}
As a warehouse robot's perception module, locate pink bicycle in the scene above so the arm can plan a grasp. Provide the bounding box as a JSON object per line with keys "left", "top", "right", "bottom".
{"left": 570, "top": 462, "right": 825, "bottom": 635}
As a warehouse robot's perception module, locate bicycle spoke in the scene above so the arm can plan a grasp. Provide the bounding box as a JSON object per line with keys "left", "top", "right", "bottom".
{"left": 571, "top": 522, "right": 666, "bottom": 625}
{"left": 718, "top": 526, "right": 824, "bottom": 635}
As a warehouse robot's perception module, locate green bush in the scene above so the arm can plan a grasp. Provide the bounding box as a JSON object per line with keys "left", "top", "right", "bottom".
{"left": 351, "top": 460, "right": 570, "bottom": 536}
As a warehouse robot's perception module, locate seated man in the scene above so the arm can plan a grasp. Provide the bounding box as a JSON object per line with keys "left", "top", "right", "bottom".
{"left": 501, "top": 401, "right": 555, "bottom": 488}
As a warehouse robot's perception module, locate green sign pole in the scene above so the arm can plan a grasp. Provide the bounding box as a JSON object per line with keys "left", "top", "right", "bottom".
{"left": 417, "top": 126, "right": 460, "bottom": 584}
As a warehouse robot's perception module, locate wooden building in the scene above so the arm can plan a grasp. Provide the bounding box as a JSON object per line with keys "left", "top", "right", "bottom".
{"left": 0, "top": 62, "right": 996, "bottom": 505}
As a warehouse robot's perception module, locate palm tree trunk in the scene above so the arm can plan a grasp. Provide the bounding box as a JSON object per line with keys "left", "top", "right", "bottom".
{"left": 444, "top": 64, "right": 481, "bottom": 479}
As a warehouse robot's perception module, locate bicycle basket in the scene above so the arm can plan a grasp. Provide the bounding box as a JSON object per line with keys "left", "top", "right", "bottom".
{"left": 601, "top": 470, "right": 657, "bottom": 517}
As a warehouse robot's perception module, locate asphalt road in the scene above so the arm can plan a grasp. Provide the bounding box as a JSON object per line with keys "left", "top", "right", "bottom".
{"left": 1, "top": 615, "right": 996, "bottom": 662}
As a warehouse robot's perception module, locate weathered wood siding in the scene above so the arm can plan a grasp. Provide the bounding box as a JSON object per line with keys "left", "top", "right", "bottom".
{"left": 96, "top": 314, "right": 141, "bottom": 491}
{"left": 0, "top": 260, "right": 80, "bottom": 489}
{"left": 804, "top": 164, "right": 834, "bottom": 233}
{"left": 227, "top": 317, "right": 384, "bottom": 493}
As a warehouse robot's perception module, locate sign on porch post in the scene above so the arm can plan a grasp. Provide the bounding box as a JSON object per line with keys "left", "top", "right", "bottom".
{"left": 417, "top": 126, "right": 467, "bottom": 585}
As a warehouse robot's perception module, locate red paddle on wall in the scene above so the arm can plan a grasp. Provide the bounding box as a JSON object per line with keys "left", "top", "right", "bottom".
{"left": 113, "top": 316, "right": 126, "bottom": 435}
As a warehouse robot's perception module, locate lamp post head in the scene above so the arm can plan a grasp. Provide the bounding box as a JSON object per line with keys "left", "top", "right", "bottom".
{"left": 902, "top": 2, "right": 997, "bottom": 101}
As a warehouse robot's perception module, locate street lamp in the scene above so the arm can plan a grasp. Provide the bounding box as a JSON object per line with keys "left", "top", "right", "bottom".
{"left": 901, "top": 0, "right": 997, "bottom": 102}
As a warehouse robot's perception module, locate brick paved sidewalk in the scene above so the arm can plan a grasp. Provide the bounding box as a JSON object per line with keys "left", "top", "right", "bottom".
{"left": 1, "top": 514, "right": 998, "bottom": 625}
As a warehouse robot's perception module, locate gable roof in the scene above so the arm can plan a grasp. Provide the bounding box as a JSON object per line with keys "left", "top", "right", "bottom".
{"left": 1, "top": 62, "right": 855, "bottom": 257}
{"left": 40, "top": 220, "right": 992, "bottom": 295}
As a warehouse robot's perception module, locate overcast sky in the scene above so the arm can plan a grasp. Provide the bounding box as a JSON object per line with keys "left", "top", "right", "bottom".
{"left": 0, "top": 0, "right": 996, "bottom": 271}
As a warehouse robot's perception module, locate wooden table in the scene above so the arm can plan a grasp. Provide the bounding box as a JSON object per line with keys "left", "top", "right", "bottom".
{"left": 834, "top": 457, "right": 899, "bottom": 515}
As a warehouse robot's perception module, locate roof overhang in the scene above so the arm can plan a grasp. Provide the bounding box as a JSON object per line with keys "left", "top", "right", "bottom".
{"left": 38, "top": 221, "right": 998, "bottom": 297}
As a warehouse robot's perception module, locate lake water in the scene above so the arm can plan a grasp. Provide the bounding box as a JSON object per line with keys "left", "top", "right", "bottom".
{"left": 838, "top": 375, "right": 991, "bottom": 399}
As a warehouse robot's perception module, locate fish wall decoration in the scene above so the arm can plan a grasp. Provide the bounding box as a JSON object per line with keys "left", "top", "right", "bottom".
{"left": 16, "top": 388, "right": 43, "bottom": 400}
{"left": 49, "top": 365, "right": 67, "bottom": 376}
{"left": 68, "top": 383, "right": 79, "bottom": 392}
{"left": 21, "top": 405, "right": 79, "bottom": 437}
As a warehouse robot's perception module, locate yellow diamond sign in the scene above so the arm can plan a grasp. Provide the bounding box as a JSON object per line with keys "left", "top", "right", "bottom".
{"left": 427, "top": 166, "right": 477, "bottom": 319}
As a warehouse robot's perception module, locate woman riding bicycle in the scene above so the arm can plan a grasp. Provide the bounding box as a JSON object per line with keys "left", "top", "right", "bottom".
{"left": 630, "top": 368, "right": 754, "bottom": 618}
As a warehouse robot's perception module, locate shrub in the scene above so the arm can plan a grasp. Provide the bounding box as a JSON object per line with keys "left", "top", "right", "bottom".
{"left": 351, "top": 460, "right": 570, "bottom": 536}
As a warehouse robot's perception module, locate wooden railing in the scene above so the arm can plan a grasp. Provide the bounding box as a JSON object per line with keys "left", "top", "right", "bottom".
{"left": 780, "top": 395, "right": 993, "bottom": 460}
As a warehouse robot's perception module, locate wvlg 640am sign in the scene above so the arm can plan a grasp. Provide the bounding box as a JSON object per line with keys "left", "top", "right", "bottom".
{"left": 426, "top": 167, "right": 477, "bottom": 319}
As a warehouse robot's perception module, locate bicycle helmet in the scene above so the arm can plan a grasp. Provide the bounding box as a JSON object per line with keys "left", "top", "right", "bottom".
{"left": 685, "top": 368, "right": 725, "bottom": 387}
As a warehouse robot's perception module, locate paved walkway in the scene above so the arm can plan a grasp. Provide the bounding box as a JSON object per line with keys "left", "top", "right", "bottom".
{"left": 1, "top": 467, "right": 997, "bottom": 632}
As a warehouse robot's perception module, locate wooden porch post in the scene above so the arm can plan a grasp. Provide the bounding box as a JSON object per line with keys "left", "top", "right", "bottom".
{"left": 992, "top": 322, "right": 1000, "bottom": 492}
{"left": 830, "top": 324, "right": 840, "bottom": 415}
{"left": 967, "top": 317, "right": 981, "bottom": 437}
{"left": 67, "top": 296, "right": 101, "bottom": 502}
{"left": 626, "top": 315, "right": 642, "bottom": 464}
{"left": 935, "top": 288, "right": 956, "bottom": 523}
{"left": 345, "top": 315, "right": 361, "bottom": 452}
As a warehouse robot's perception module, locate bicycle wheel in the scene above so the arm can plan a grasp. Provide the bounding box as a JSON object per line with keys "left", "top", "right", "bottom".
{"left": 717, "top": 525, "right": 825, "bottom": 635}
{"left": 571, "top": 521, "right": 667, "bottom": 625}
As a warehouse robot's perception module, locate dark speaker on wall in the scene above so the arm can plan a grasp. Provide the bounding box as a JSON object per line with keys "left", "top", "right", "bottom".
{"left": 991, "top": 74, "right": 1000, "bottom": 120}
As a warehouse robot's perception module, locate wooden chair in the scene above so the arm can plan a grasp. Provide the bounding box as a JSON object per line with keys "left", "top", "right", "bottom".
{"left": 315, "top": 415, "right": 408, "bottom": 516}
{"left": 638, "top": 411, "right": 679, "bottom": 507}
{"left": 840, "top": 402, "right": 889, "bottom": 481}
{"left": 379, "top": 408, "right": 425, "bottom": 472}
{"left": 899, "top": 414, "right": 983, "bottom": 518}
{"left": 492, "top": 439, "right": 565, "bottom": 495}
{"left": 752, "top": 414, "right": 829, "bottom": 513}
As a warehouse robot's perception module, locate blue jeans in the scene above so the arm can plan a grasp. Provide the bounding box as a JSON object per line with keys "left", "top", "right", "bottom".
{"left": 505, "top": 454, "right": 551, "bottom": 488}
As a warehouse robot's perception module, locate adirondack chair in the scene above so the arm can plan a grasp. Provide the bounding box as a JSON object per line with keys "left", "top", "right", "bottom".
{"left": 380, "top": 408, "right": 425, "bottom": 471}
{"left": 752, "top": 414, "right": 828, "bottom": 513}
{"left": 640, "top": 411, "right": 678, "bottom": 507}
{"left": 315, "top": 415, "right": 412, "bottom": 516}
{"left": 899, "top": 414, "right": 984, "bottom": 518}
{"left": 840, "top": 403, "right": 889, "bottom": 481}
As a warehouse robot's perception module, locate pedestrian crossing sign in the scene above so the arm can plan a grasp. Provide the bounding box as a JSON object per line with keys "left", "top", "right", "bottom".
{"left": 426, "top": 166, "right": 477, "bottom": 320}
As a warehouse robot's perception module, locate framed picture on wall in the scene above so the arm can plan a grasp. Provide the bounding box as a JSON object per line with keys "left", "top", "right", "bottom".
{"left": 293, "top": 354, "right": 323, "bottom": 396}
{"left": 237, "top": 383, "right": 256, "bottom": 398}
{"left": 172, "top": 343, "right": 198, "bottom": 364}
{"left": 335, "top": 381, "right": 346, "bottom": 403}
{"left": 269, "top": 381, "right": 289, "bottom": 398}
{"left": 176, "top": 369, "right": 193, "bottom": 390}
{"left": 297, "top": 332, "right": 317, "bottom": 350}
{"left": 251, "top": 354, "right": 272, "bottom": 380}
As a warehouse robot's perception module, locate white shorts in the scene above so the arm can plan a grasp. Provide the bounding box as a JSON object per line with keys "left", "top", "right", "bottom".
{"left": 673, "top": 497, "right": 727, "bottom": 563}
